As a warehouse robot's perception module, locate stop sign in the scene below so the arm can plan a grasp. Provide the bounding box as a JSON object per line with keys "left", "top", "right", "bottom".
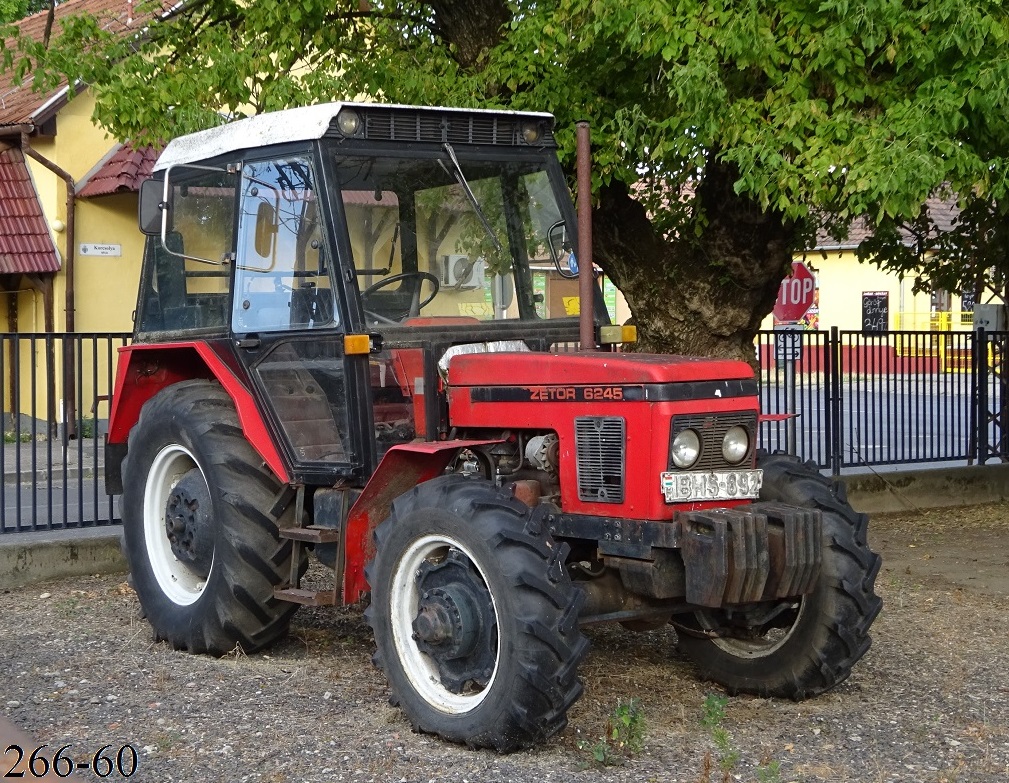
{"left": 773, "top": 261, "right": 816, "bottom": 322}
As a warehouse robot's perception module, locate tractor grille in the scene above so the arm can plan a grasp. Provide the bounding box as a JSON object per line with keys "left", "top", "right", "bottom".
{"left": 327, "top": 107, "right": 555, "bottom": 147}
{"left": 575, "top": 416, "right": 626, "bottom": 504}
{"left": 669, "top": 412, "right": 757, "bottom": 472}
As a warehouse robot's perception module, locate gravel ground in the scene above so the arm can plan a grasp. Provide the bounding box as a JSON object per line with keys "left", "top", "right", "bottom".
{"left": 2, "top": 503, "right": 1008, "bottom": 783}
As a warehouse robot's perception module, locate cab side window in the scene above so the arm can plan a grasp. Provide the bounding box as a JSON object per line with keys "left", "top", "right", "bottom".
{"left": 136, "top": 169, "right": 234, "bottom": 335}
{"left": 233, "top": 157, "right": 338, "bottom": 333}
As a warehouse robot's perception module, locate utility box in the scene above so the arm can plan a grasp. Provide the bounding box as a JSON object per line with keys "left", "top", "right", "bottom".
{"left": 973, "top": 303, "right": 1006, "bottom": 332}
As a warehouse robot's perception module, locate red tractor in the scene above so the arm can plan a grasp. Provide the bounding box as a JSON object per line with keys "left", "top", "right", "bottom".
{"left": 106, "top": 102, "right": 881, "bottom": 751}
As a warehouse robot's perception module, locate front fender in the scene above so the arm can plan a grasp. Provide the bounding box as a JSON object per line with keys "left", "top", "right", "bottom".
{"left": 342, "top": 439, "right": 502, "bottom": 602}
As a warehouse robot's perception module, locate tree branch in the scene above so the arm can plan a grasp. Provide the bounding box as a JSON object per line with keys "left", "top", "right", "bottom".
{"left": 42, "top": 0, "right": 55, "bottom": 48}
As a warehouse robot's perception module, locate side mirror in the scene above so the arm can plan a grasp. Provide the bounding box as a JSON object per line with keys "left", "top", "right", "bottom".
{"left": 138, "top": 178, "right": 169, "bottom": 236}
{"left": 254, "top": 201, "right": 278, "bottom": 259}
{"left": 491, "top": 273, "right": 514, "bottom": 318}
{"left": 547, "top": 220, "right": 578, "bottom": 279}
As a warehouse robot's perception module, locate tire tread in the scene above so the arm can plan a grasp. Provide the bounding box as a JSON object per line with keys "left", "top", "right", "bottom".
{"left": 121, "top": 380, "right": 302, "bottom": 656}
{"left": 367, "top": 474, "right": 587, "bottom": 752}
{"left": 677, "top": 450, "right": 882, "bottom": 698}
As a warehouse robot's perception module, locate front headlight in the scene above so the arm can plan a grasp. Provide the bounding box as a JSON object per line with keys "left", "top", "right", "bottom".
{"left": 722, "top": 425, "right": 749, "bottom": 464}
{"left": 671, "top": 429, "right": 701, "bottom": 469}
{"left": 520, "top": 121, "right": 542, "bottom": 143}
{"left": 336, "top": 108, "right": 361, "bottom": 136}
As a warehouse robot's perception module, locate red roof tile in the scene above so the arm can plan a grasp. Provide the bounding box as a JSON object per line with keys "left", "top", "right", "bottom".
{"left": 0, "top": 143, "right": 60, "bottom": 274}
{"left": 0, "top": 0, "right": 167, "bottom": 127}
{"left": 813, "top": 195, "right": 962, "bottom": 251}
{"left": 77, "top": 142, "right": 159, "bottom": 197}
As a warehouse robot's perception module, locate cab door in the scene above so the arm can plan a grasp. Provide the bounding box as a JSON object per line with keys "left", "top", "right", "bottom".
{"left": 230, "top": 154, "right": 365, "bottom": 484}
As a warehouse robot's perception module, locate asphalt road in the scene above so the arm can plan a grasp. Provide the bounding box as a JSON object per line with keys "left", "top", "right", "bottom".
{"left": 759, "top": 374, "right": 1000, "bottom": 468}
{"left": 1, "top": 438, "right": 111, "bottom": 531}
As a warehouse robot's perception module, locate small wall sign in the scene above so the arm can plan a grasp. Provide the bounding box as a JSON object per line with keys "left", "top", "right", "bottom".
{"left": 79, "top": 243, "right": 122, "bottom": 257}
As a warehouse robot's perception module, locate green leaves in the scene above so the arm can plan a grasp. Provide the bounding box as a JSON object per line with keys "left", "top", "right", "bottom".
{"left": 3, "top": 0, "right": 1008, "bottom": 298}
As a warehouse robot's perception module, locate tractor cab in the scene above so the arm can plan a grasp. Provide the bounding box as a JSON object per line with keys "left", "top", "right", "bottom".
{"left": 134, "top": 103, "right": 607, "bottom": 484}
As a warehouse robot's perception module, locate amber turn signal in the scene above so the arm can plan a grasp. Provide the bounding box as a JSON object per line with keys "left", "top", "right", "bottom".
{"left": 598, "top": 325, "right": 638, "bottom": 345}
{"left": 344, "top": 334, "right": 372, "bottom": 355}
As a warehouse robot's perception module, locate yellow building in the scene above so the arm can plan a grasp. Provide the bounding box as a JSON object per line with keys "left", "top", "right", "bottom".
{"left": 758, "top": 200, "right": 977, "bottom": 333}
{"left": 0, "top": 0, "right": 151, "bottom": 334}
{"left": 0, "top": 0, "right": 154, "bottom": 432}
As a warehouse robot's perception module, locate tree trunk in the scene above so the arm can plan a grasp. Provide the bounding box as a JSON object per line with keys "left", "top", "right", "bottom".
{"left": 422, "top": 2, "right": 794, "bottom": 364}
{"left": 594, "top": 160, "right": 795, "bottom": 364}
{"left": 427, "top": 0, "right": 511, "bottom": 70}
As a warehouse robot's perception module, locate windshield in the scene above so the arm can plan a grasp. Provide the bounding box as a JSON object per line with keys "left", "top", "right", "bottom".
{"left": 328, "top": 150, "right": 574, "bottom": 324}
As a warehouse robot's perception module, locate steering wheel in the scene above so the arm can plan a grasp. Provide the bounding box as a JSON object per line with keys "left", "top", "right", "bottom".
{"left": 361, "top": 271, "right": 441, "bottom": 324}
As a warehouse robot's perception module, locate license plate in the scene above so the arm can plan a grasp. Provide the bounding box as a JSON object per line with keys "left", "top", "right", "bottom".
{"left": 660, "top": 470, "right": 763, "bottom": 503}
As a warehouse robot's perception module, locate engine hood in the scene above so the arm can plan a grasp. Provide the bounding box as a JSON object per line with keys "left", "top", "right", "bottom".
{"left": 447, "top": 351, "right": 754, "bottom": 387}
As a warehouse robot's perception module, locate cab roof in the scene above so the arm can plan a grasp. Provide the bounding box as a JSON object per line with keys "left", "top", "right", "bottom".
{"left": 154, "top": 102, "right": 556, "bottom": 172}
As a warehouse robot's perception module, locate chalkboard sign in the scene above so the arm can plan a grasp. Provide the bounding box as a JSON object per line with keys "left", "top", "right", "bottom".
{"left": 862, "top": 291, "right": 889, "bottom": 333}
{"left": 961, "top": 287, "right": 976, "bottom": 313}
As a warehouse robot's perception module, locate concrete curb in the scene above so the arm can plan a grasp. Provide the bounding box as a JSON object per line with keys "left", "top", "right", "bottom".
{"left": 841, "top": 462, "right": 1009, "bottom": 514}
{"left": 4, "top": 468, "right": 99, "bottom": 486}
{"left": 4, "top": 468, "right": 101, "bottom": 486}
{"left": 0, "top": 527, "right": 126, "bottom": 590}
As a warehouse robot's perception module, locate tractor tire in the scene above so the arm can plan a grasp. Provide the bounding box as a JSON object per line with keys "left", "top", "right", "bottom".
{"left": 675, "top": 451, "right": 882, "bottom": 698}
{"left": 365, "top": 474, "right": 588, "bottom": 752}
{"left": 121, "top": 380, "right": 301, "bottom": 655}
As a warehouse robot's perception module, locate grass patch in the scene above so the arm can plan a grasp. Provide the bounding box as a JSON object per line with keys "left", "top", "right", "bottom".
{"left": 698, "top": 693, "right": 781, "bottom": 783}
{"left": 577, "top": 698, "right": 646, "bottom": 767}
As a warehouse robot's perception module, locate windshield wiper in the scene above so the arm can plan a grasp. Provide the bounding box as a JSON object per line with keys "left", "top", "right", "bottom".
{"left": 441, "top": 142, "right": 504, "bottom": 254}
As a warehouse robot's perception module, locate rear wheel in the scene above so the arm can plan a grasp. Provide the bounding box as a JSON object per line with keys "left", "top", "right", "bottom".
{"left": 366, "top": 475, "right": 587, "bottom": 751}
{"left": 675, "top": 452, "right": 882, "bottom": 697}
{"left": 121, "top": 380, "right": 301, "bottom": 654}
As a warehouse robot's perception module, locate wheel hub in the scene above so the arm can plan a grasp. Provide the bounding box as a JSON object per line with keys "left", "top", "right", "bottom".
{"left": 411, "top": 549, "right": 496, "bottom": 694}
{"left": 414, "top": 584, "right": 482, "bottom": 655}
{"left": 694, "top": 599, "right": 804, "bottom": 657}
{"left": 164, "top": 469, "right": 213, "bottom": 579}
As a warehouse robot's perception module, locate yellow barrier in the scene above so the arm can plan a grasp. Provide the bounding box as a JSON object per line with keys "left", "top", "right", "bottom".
{"left": 890, "top": 313, "right": 988, "bottom": 372}
{"left": 894, "top": 311, "right": 974, "bottom": 331}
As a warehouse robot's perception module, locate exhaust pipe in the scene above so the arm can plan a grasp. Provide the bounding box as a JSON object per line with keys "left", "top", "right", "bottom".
{"left": 576, "top": 121, "right": 595, "bottom": 352}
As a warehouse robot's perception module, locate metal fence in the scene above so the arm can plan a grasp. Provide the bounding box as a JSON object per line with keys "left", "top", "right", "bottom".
{"left": 3, "top": 328, "right": 1007, "bottom": 533}
{"left": 2, "top": 332, "right": 130, "bottom": 534}
{"left": 757, "top": 327, "right": 1008, "bottom": 474}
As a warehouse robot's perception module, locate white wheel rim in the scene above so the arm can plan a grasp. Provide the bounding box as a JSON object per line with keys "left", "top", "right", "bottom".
{"left": 389, "top": 534, "right": 500, "bottom": 714}
{"left": 704, "top": 598, "right": 806, "bottom": 658}
{"left": 143, "top": 444, "right": 212, "bottom": 606}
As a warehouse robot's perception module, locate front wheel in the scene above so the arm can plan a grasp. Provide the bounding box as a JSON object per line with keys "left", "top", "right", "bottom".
{"left": 121, "top": 380, "right": 301, "bottom": 654}
{"left": 365, "top": 475, "right": 588, "bottom": 751}
{"left": 675, "top": 452, "right": 882, "bottom": 698}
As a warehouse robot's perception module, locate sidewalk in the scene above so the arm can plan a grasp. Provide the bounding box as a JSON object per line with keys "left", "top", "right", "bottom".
{"left": 2, "top": 437, "right": 104, "bottom": 485}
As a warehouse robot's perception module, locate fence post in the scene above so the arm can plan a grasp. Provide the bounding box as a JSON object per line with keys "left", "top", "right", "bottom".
{"left": 828, "top": 326, "right": 842, "bottom": 476}
{"left": 822, "top": 329, "right": 831, "bottom": 469}
{"left": 976, "top": 327, "right": 988, "bottom": 464}
{"left": 45, "top": 333, "right": 57, "bottom": 440}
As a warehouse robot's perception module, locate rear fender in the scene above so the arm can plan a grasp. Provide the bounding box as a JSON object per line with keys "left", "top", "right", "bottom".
{"left": 106, "top": 343, "right": 289, "bottom": 486}
{"left": 342, "top": 439, "right": 501, "bottom": 602}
